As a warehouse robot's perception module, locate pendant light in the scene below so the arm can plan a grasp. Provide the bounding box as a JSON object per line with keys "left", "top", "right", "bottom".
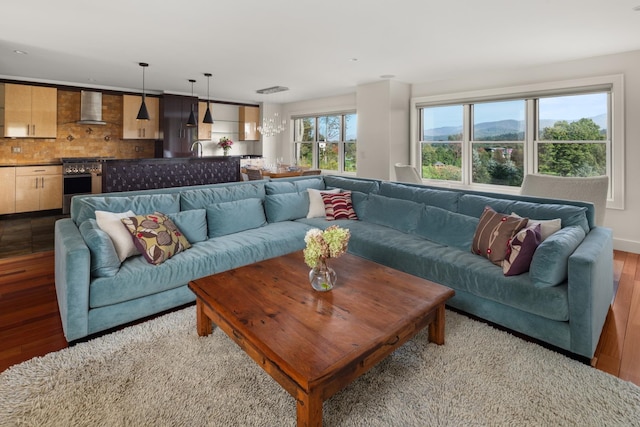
{"left": 186, "top": 79, "right": 197, "bottom": 127}
{"left": 136, "top": 63, "right": 150, "bottom": 120}
{"left": 203, "top": 73, "right": 214, "bottom": 124}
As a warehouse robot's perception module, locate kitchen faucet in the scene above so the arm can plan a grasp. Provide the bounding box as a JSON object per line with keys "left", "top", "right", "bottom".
{"left": 190, "top": 141, "right": 203, "bottom": 157}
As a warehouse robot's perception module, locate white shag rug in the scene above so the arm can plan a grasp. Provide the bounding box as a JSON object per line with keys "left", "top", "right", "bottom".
{"left": 1, "top": 307, "right": 639, "bottom": 426}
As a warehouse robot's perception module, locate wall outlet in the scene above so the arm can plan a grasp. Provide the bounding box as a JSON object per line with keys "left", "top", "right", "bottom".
{"left": 135, "top": 146, "right": 143, "bottom": 152}
{"left": 11, "top": 146, "right": 21, "bottom": 153}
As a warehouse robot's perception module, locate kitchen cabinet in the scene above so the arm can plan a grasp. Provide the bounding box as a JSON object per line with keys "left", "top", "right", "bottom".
{"left": 162, "top": 94, "right": 198, "bottom": 157}
{"left": 2, "top": 83, "right": 57, "bottom": 138}
{"left": 239, "top": 106, "right": 260, "bottom": 140}
{"left": 0, "top": 167, "right": 16, "bottom": 214}
{"left": 15, "top": 165, "right": 62, "bottom": 213}
{"left": 198, "top": 101, "right": 212, "bottom": 141}
{"left": 122, "top": 95, "right": 160, "bottom": 139}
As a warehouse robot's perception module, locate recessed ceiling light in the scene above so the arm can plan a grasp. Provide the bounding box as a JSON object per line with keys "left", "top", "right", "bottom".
{"left": 349, "top": 58, "right": 358, "bottom": 62}
{"left": 380, "top": 74, "right": 395, "bottom": 79}
{"left": 13, "top": 50, "right": 28, "bottom": 55}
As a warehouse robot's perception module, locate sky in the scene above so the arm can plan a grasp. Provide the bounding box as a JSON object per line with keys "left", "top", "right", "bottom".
{"left": 423, "top": 93, "right": 608, "bottom": 130}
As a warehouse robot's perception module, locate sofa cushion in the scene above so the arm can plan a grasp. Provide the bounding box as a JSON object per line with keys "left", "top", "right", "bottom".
{"left": 458, "top": 194, "right": 589, "bottom": 234}
{"left": 95, "top": 210, "right": 139, "bottom": 262}
{"left": 416, "top": 206, "right": 479, "bottom": 251}
{"left": 323, "top": 175, "right": 380, "bottom": 194}
{"left": 263, "top": 192, "right": 309, "bottom": 223}
{"left": 79, "top": 219, "right": 121, "bottom": 277}
{"left": 530, "top": 225, "right": 586, "bottom": 288}
{"left": 378, "top": 181, "right": 460, "bottom": 212}
{"left": 307, "top": 188, "right": 341, "bottom": 218}
{"left": 472, "top": 206, "right": 528, "bottom": 266}
{"left": 322, "top": 192, "right": 358, "bottom": 220}
{"left": 503, "top": 224, "right": 541, "bottom": 276}
{"left": 73, "top": 193, "right": 180, "bottom": 226}
{"left": 294, "top": 177, "right": 325, "bottom": 192}
{"left": 512, "top": 212, "right": 561, "bottom": 241}
{"left": 207, "top": 198, "right": 267, "bottom": 237}
{"left": 121, "top": 212, "right": 192, "bottom": 265}
{"left": 180, "top": 183, "right": 266, "bottom": 211}
{"left": 167, "top": 209, "right": 207, "bottom": 243}
{"left": 265, "top": 180, "right": 297, "bottom": 195}
{"left": 360, "top": 194, "right": 421, "bottom": 233}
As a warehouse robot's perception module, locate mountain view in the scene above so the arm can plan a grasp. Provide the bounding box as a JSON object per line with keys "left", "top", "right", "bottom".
{"left": 423, "top": 114, "right": 607, "bottom": 141}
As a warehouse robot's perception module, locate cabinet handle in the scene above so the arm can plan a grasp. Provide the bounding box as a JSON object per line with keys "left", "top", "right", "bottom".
{"left": 143, "top": 128, "right": 146, "bottom": 138}
{"left": 35, "top": 177, "right": 39, "bottom": 189}
{"left": 26, "top": 124, "right": 31, "bottom": 135}
{"left": 41, "top": 177, "right": 45, "bottom": 188}
{"left": 32, "top": 124, "right": 36, "bottom": 135}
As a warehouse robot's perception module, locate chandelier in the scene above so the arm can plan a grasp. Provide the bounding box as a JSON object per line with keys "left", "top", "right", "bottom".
{"left": 256, "top": 86, "right": 288, "bottom": 137}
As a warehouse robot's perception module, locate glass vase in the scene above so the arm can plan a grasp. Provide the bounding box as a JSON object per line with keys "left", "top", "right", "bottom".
{"left": 223, "top": 148, "right": 230, "bottom": 156}
{"left": 309, "top": 258, "right": 336, "bottom": 292}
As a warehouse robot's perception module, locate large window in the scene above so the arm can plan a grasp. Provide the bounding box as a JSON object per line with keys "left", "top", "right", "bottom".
{"left": 293, "top": 112, "right": 357, "bottom": 173}
{"left": 412, "top": 75, "right": 624, "bottom": 208}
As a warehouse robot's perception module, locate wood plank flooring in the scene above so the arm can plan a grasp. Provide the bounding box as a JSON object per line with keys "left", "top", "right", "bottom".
{"left": 1, "top": 249, "right": 639, "bottom": 387}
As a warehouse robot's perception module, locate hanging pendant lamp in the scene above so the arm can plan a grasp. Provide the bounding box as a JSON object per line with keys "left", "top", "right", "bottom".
{"left": 186, "top": 79, "right": 197, "bottom": 127}
{"left": 136, "top": 63, "right": 150, "bottom": 120}
{"left": 203, "top": 73, "right": 214, "bottom": 124}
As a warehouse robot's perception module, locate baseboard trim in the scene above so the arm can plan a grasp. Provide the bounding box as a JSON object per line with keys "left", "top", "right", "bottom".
{"left": 613, "top": 237, "right": 640, "bottom": 255}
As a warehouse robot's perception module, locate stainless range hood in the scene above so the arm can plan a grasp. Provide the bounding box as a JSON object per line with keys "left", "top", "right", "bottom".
{"left": 77, "top": 90, "right": 107, "bottom": 125}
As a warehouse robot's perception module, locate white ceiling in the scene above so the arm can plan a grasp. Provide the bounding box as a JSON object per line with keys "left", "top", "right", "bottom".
{"left": 2, "top": 0, "right": 640, "bottom": 105}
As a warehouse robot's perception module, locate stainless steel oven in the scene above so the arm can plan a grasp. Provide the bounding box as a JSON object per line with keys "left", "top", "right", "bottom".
{"left": 61, "top": 158, "right": 104, "bottom": 214}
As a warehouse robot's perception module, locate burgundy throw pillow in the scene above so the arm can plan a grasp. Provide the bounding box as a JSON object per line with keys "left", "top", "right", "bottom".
{"left": 503, "top": 223, "right": 542, "bottom": 276}
{"left": 472, "top": 206, "right": 528, "bottom": 266}
{"left": 321, "top": 192, "right": 358, "bottom": 220}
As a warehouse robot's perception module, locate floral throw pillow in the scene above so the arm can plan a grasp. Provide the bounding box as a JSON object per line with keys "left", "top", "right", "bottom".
{"left": 321, "top": 192, "right": 358, "bottom": 220}
{"left": 121, "top": 212, "right": 191, "bottom": 265}
{"left": 503, "top": 223, "right": 542, "bottom": 276}
{"left": 472, "top": 206, "right": 528, "bottom": 266}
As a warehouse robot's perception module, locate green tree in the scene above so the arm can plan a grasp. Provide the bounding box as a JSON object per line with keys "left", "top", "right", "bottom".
{"left": 539, "top": 118, "right": 606, "bottom": 177}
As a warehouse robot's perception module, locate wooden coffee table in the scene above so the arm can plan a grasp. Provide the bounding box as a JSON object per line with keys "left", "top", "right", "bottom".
{"left": 188, "top": 251, "right": 454, "bottom": 426}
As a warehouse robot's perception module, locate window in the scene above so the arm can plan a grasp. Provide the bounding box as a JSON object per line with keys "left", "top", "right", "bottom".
{"left": 293, "top": 112, "right": 357, "bottom": 173}
{"left": 411, "top": 75, "right": 624, "bottom": 209}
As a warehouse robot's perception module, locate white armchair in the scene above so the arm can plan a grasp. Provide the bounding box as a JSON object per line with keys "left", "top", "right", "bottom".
{"left": 394, "top": 163, "right": 422, "bottom": 184}
{"left": 520, "top": 174, "right": 609, "bottom": 226}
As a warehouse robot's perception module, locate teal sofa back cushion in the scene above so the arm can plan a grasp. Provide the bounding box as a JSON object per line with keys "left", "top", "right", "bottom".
{"left": 458, "top": 194, "right": 590, "bottom": 234}
{"left": 360, "top": 194, "right": 422, "bottom": 234}
{"left": 264, "top": 192, "right": 310, "bottom": 222}
{"left": 72, "top": 193, "right": 181, "bottom": 226}
{"left": 265, "top": 178, "right": 325, "bottom": 195}
{"left": 79, "top": 219, "right": 121, "bottom": 277}
{"left": 530, "top": 225, "right": 586, "bottom": 288}
{"left": 180, "top": 183, "right": 266, "bottom": 211}
{"left": 323, "top": 176, "right": 380, "bottom": 194}
{"left": 206, "top": 198, "right": 267, "bottom": 238}
{"left": 378, "top": 181, "right": 460, "bottom": 212}
{"left": 167, "top": 209, "right": 208, "bottom": 243}
{"left": 416, "top": 206, "right": 479, "bottom": 251}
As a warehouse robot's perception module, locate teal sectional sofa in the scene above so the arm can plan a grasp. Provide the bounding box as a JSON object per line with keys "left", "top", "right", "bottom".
{"left": 54, "top": 175, "right": 613, "bottom": 359}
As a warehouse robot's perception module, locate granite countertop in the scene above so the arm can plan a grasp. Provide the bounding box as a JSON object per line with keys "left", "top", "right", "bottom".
{"left": 0, "top": 161, "right": 63, "bottom": 167}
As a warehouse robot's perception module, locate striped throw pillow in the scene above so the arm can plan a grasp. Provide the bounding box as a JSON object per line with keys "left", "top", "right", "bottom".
{"left": 321, "top": 192, "right": 358, "bottom": 220}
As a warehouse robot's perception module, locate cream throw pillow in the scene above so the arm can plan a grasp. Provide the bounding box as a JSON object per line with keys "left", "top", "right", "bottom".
{"left": 95, "top": 210, "right": 139, "bottom": 262}
{"left": 307, "top": 188, "right": 340, "bottom": 218}
{"left": 511, "top": 212, "right": 561, "bottom": 241}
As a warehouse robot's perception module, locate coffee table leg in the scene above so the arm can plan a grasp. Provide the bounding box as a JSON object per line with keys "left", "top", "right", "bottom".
{"left": 428, "top": 304, "right": 446, "bottom": 345}
{"left": 296, "top": 390, "right": 322, "bottom": 427}
{"left": 196, "top": 298, "right": 213, "bottom": 337}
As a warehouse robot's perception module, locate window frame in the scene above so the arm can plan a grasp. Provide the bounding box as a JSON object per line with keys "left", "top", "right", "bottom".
{"left": 292, "top": 111, "right": 357, "bottom": 175}
{"left": 410, "top": 75, "right": 624, "bottom": 209}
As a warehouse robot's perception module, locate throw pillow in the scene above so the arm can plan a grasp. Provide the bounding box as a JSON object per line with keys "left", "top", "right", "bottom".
{"left": 207, "top": 198, "right": 267, "bottom": 237}
{"left": 307, "top": 188, "right": 340, "bottom": 218}
{"left": 472, "top": 206, "right": 528, "bottom": 266}
{"left": 121, "top": 212, "right": 191, "bottom": 265}
{"left": 79, "top": 219, "right": 121, "bottom": 277}
{"left": 322, "top": 192, "right": 358, "bottom": 220}
{"left": 95, "top": 210, "right": 139, "bottom": 262}
{"left": 511, "top": 212, "right": 561, "bottom": 241}
{"left": 503, "top": 223, "right": 542, "bottom": 276}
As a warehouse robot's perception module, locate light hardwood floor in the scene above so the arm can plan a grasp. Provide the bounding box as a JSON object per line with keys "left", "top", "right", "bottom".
{"left": 0, "top": 250, "right": 638, "bottom": 387}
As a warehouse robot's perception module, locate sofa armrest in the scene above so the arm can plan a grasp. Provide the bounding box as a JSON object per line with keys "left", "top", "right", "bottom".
{"left": 55, "top": 218, "right": 91, "bottom": 342}
{"left": 567, "top": 226, "right": 614, "bottom": 358}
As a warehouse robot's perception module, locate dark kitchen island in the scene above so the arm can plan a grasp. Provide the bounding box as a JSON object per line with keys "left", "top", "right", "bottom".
{"left": 101, "top": 156, "right": 241, "bottom": 193}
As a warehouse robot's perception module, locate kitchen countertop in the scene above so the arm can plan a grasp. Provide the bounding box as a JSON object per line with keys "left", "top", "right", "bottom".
{"left": 0, "top": 161, "right": 63, "bottom": 167}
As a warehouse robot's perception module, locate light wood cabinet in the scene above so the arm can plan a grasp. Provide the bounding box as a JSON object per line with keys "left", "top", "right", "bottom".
{"left": 0, "top": 168, "right": 16, "bottom": 215}
{"left": 2, "top": 83, "right": 57, "bottom": 138}
{"left": 198, "top": 101, "right": 212, "bottom": 140}
{"left": 122, "top": 95, "right": 160, "bottom": 139}
{"left": 239, "top": 106, "right": 260, "bottom": 141}
{"left": 15, "top": 166, "right": 62, "bottom": 213}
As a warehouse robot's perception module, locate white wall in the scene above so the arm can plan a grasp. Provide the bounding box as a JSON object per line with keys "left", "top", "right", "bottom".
{"left": 278, "top": 49, "right": 640, "bottom": 253}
